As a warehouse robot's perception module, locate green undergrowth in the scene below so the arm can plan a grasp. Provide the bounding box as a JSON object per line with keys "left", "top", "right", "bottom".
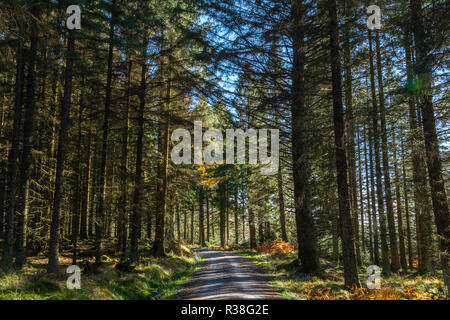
{"left": 235, "top": 251, "right": 447, "bottom": 300}
{"left": 0, "top": 244, "right": 203, "bottom": 300}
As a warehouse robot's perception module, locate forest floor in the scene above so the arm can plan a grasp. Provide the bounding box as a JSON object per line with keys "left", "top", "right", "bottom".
{"left": 0, "top": 242, "right": 447, "bottom": 300}
{"left": 234, "top": 250, "right": 446, "bottom": 300}
{"left": 0, "top": 242, "right": 203, "bottom": 300}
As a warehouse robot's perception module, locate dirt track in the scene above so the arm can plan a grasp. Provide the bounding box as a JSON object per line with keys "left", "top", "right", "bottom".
{"left": 173, "top": 250, "right": 284, "bottom": 300}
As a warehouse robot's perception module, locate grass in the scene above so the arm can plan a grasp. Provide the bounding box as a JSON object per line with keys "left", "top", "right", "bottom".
{"left": 0, "top": 244, "right": 203, "bottom": 300}
{"left": 4, "top": 241, "right": 444, "bottom": 300}
{"left": 234, "top": 250, "right": 447, "bottom": 300}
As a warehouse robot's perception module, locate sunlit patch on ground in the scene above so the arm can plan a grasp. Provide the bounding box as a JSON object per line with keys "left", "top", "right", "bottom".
{"left": 237, "top": 249, "right": 446, "bottom": 300}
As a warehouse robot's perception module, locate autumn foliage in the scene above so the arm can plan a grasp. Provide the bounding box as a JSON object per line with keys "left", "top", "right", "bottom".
{"left": 302, "top": 284, "right": 438, "bottom": 300}
{"left": 256, "top": 241, "right": 295, "bottom": 257}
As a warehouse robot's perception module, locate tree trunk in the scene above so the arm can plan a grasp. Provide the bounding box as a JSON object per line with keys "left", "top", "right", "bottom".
{"left": 291, "top": 0, "right": 319, "bottom": 273}
{"left": 248, "top": 205, "right": 256, "bottom": 250}
{"left": 242, "top": 202, "right": 245, "bottom": 241}
{"left": 411, "top": 0, "right": 450, "bottom": 293}
{"left": 199, "top": 187, "right": 206, "bottom": 247}
{"left": 393, "top": 127, "right": 407, "bottom": 270}
{"left": 0, "top": 174, "right": 5, "bottom": 240}
{"left": 404, "top": 31, "right": 433, "bottom": 273}
{"left": 14, "top": 15, "right": 39, "bottom": 269}
{"left": 118, "top": 60, "right": 131, "bottom": 254}
{"left": 368, "top": 29, "right": 390, "bottom": 275}
{"left": 47, "top": 29, "right": 75, "bottom": 273}
{"left": 258, "top": 208, "right": 264, "bottom": 246}
{"left": 226, "top": 188, "right": 229, "bottom": 245}
{"left": 219, "top": 182, "right": 226, "bottom": 248}
{"left": 401, "top": 137, "right": 414, "bottom": 269}
{"left": 152, "top": 44, "right": 170, "bottom": 258}
{"left": 277, "top": 166, "right": 288, "bottom": 242}
{"left": 176, "top": 202, "right": 181, "bottom": 241}
{"left": 131, "top": 50, "right": 147, "bottom": 259}
{"left": 88, "top": 136, "right": 98, "bottom": 239}
{"left": 72, "top": 91, "right": 83, "bottom": 265}
{"left": 328, "top": 139, "right": 339, "bottom": 262}
{"left": 80, "top": 119, "right": 92, "bottom": 240}
{"left": 328, "top": 0, "right": 359, "bottom": 287}
{"left": 363, "top": 124, "right": 374, "bottom": 262}
{"left": 95, "top": 2, "right": 116, "bottom": 264}
{"left": 206, "top": 190, "right": 210, "bottom": 242}
{"left": 183, "top": 208, "right": 187, "bottom": 242}
{"left": 357, "top": 127, "right": 365, "bottom": 256}
{"left": 234, "top": 187, "right": 239, "bottom": 244}
{"left": 343, "top": 0, "right": 360, "bottom": 266}
{"left": 190, "top": 203, "right": 194, "bottom": 244}
{"left": 375, "top": 30, "right": 400, "bottom": 273}
{"left": 368, "top": 110, "right": 380, "bottom": 265}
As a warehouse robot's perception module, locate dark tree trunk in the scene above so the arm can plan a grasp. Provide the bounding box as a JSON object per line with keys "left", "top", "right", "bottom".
{"left": 291, "top": 0, "right": 319, "bottom": 274}
{"left": 357, "top": 128, "right": 365, "bottom": 255}
{"left": 343, "top": 0, "right": 360, "bottom": 266}
{"left": 404, "top": 32, "right": 433, "bottom": 273}
{"left": 72, "top": 91, "right": 83, "bottom": 265}
{"left": 368, "top": 108, "right": 379, "bottom": 265}
{"left": 234, "top": 187, "right": 239, "bottom": 244}
{"left": 118, "top": 59, "right": 131, "bottom": 254}
{"left": 393, "top": 127, "right": 407, "bottom": 270}
{"left": 375, "top": 30, "right": 400, "bottom": 273}
{"left": 277, "top": 166, "right": 288, "bottom": 242}
{"left": 190, "top": 203, "right": 194, "bottom": 244}
{"left": 248, "top": 206, "right": 256, "bottom": 250}
{"left": 152, "top": 46, "right": 170, "bottom": 258}
{"left": 363, "top": 124, "right": 374, "bottom": 262}
{"left": 95, "top": 2, "right": 116, "bottom": 264}
{"left": 411, "top": 0, "right": 450, "bottom": 293}
{"left": 199, "top": 187, "right": 206, "bottom": 247}
{"left": 43, "top": 56, "right": 59, "bottom": 247}
{"left": 183, "top": 208, "right": 187, "bottom": 242}
{"left": 401, "top": 137, "right": 414, "bottom": 269}
{"left": 131, "top": 52, "right": 147, "bottom": 259}
{"left": 88, "top": 136, "right": 98, "bottom": 239}
{"left": 258, "top": 209, "right": 264, "bottom": 246}
{"left": 176, "top": 203, "right": 180, "bottom": 241}
{"left": 328, "top": 139, "right": 339, "bottom": 262}
{"left": 80, "top": 119, "right": 92, "bottom": 240}
{"left": 242, "top": 202, "right": 245, "bottom": 241}
{"left": 219, "top": 182, "right": 226, "bottom": 248}
{"left": 328, "top": 0, "right": 359, "bottom": 287}
{"left": 368, "top": 29, "right": 390, "bottom": 275}
{"left": 14, "top": 15, "right": 39, "bottom": 269}
{"left": 147, "top": 208, "right": 152, "bottom": 240}
{"left": 206, "top": 190, "right": 210, "bottom": 243}
{"left": 47, "top": 29, "right": 75, "bottom": 273}
{"left": 0, "top": 174, "right": 5, "bottom": 240}
{"left": 226, "top": 188, "right": 229, "bottom": 245}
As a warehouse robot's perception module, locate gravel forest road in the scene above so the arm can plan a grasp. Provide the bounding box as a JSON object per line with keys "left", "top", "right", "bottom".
{"left": 173, "top": 250, "right": 284, "bottom": 300}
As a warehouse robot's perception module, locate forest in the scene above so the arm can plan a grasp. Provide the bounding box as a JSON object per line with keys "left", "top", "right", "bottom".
{"left": 0, "top": 0, "right": 449, "bottom": 300}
